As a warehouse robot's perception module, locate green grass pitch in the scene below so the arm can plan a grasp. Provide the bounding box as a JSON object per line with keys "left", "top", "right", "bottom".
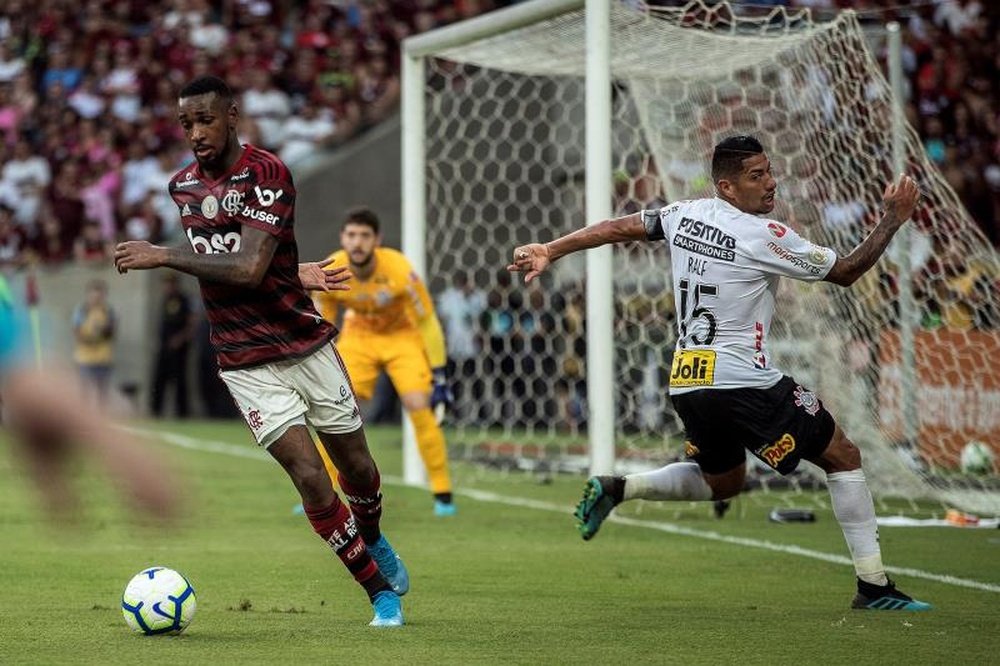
{"left": 1, "top": 421, "right": 998, "bottom": 664}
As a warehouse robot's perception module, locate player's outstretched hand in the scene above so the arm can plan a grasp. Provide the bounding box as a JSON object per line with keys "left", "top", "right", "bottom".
{"left": 882, "top": 174, "right": 920, "bottom": 225}
{"left": 114, "top": 241, "right": 166, "bottom": 274}
{"left": 300, "top": 261, "right": 352, "bottom": 291}
{"left": 507, "top": 243, "right": 550, "bottom": 283}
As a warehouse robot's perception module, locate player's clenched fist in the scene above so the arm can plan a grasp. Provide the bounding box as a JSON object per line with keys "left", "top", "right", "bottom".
{"left": 882, "top": 174, "right": 920, "bottom": 226}
{"left": 115, "top": 241, "right": 167, "bottom": 274}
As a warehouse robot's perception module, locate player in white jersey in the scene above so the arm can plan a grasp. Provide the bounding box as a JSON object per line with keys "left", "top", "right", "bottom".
{"left": 508, "top": 135, "right": 930, "bottom": 611}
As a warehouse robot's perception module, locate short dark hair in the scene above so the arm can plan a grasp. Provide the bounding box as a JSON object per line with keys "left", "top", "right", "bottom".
{"left": 711, "top": 135, "right": 765, "bottom": 182}
{"left": 343, "top": 206, "right": 380, "bottom": 234}
{"left": 178, "top": 76, "right": 234, "bottom": 106}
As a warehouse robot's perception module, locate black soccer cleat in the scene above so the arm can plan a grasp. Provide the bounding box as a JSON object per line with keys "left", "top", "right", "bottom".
{"left": 713, "top": 500, "right": 731, "bottom": 519}
{"left": 851, "top": 578, "right": 932, "bottom": 611}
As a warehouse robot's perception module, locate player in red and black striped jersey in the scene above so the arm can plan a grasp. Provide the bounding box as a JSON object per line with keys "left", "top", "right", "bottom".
{"left": 166, "top": 142, "right": 329, "bottom": 369}
{"left": 114, "top": 76, "right": 406, "bottom": 627}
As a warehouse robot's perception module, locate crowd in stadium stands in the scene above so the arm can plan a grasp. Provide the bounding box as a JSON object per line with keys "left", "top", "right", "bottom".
{"left": 0, "top": 0, "right": 504, "bottom": 269}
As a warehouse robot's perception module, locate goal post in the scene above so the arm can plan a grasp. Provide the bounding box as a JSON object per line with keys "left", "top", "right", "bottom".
{"left": 402, "top": 0, "right": 1000, "bottom": 514}
{"left": 402, "top": 0, "right": 617, "bottom": 479}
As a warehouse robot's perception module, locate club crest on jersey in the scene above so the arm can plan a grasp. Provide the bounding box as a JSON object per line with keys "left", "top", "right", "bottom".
{"left": 221, "top": 189, "right": 245, "bottom": 215}
{"left": 201, "top": 194, "right": 219, "bottom": 219}
{"left": 767, "top": 222, "right": 786, "bottom": 238}
{"left": 793, "top": 385, "right": 820, "bottom": 416}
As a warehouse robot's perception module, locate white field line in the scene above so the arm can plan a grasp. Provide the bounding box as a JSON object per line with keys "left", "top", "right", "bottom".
{"left": 140, "top": 427, "right": 1000, "bottom": 595}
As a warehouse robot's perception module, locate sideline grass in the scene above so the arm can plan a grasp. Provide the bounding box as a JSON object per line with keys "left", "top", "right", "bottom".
{"left": 1, "top": 421, "right": 998, "bottom": 665}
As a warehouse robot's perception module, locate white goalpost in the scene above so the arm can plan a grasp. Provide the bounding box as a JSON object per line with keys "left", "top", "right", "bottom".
{"left": 401, "top": 0, "right": 1000, "bottom": 514}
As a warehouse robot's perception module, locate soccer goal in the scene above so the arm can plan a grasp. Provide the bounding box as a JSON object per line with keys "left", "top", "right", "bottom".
{"left": 401, "top": 0, "right": 1000, "bottom": 514}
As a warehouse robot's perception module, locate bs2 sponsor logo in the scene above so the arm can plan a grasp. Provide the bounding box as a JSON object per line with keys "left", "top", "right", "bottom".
{"left": 187, "top": 228, "right": 241, "bottom": 254}
{"left": 760, "top": 434, "right": 796, "bottom": 468}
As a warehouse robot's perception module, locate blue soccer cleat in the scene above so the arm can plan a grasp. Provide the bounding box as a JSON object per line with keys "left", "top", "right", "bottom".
{"left": 851, "top": 579, "right": 932, "bottom": 611}
{"left": 368, "top": 535, "right": 409, "bottom": 596}
{"left": 368, "top": 590, "right": 404, "bottom": 627}
{"left": 574, "top": 476, "right": 620, "bottom": 541}
{"left": 434, "top": 499, "right": 457, "bottom": 517}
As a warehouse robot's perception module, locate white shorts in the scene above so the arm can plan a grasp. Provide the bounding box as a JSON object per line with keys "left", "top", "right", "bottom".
{"left": 220, "top": 343, "right": 363, "bottom": 447}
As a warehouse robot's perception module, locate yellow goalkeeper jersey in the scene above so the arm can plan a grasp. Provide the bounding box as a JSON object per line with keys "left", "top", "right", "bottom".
{"left": 314, "top": 247, "right": 446, "bottom": 367}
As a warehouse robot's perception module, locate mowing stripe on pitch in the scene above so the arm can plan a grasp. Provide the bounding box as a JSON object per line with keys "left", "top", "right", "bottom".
{"left": 141, "top": 427, "right": 1000, "bottom": 595}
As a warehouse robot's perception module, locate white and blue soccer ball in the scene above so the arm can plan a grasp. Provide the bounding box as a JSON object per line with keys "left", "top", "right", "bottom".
{"left": 121, "top": 566, "right": 197, "bottom": 635}
{"left": 959, "top": 441, "right": 996, "bottom": 475}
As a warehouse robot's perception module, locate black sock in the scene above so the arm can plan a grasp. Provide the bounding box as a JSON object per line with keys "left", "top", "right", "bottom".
{"left": 363, "top": 574, "right": 394, "bottom": 601}
{"left": 434, "top": 492, "right": 453, "bottom": 504}
{"left": 604, "top": 476, "right": 626, "bottom": 504}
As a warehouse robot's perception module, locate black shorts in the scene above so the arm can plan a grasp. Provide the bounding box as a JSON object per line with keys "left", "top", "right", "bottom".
{"left": 670, "top": 376, "right": 836, "bottom": 476}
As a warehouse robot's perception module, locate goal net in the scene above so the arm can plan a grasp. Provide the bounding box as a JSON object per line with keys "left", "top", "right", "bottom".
{"left": 408, "top": 0, "right": 1000, "bottom": 514}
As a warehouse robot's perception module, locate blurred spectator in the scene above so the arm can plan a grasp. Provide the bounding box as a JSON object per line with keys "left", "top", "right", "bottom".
{"left": 279, "top": 100, "right": 336, "bottom": 166}
{"left": 67, "top": 75, "right": 106, "bottom": 120}
{"left": 74, "top": 220, "right": 112, "bottom": 263}
{"left": 150, "top": 273, "right": 194, "bottom": 418}
{"left": 41, "top": 47, "right": 82, "bottom": 95}
{"left": 31, "top": 204, "right": 72, "bottom": 264}
{"left": 437, "top": 270, "right": 486, "bottom": 419}
{"left": 242, "top": 70, "right": 291, "bottom": 151}
{"left": 0, "top": 202, "right": 27, "bottom": 271}
{"left": 194, "top": 312, "right": 238, "bottom": 419}
{"left": 2, "top": 138, "right": 51, "bottom": 230}
{"left": 0, "top": 41, "right": 25, "bottom": 83}
{"left": 72, "top": 278, "right": 116, "bottom": 406}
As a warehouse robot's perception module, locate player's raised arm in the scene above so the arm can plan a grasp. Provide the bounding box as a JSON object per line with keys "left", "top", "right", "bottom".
{"left": 508, "top": 212, "right": 647, "bottom": 283}
{"left": 824, "top": 174, "right": 920, "bottom": 287}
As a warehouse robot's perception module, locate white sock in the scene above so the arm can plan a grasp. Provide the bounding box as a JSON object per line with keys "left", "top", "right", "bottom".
{"left": 827, "top": 469, "right": 888, "bottom": 586}
{"left": 623, "top": 462, "right": 713, "bottom": 502}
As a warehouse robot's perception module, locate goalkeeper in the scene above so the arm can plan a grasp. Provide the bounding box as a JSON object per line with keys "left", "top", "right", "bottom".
{"left": 314, "top": 207, "right": 456, "bottom": 516}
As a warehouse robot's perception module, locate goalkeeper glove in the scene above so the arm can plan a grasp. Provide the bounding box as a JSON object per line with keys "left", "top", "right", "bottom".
{"left": 430, "top": 366, "right": 454, "bottom": 422}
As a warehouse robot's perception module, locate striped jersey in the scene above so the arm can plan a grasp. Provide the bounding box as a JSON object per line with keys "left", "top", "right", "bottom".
{"left": 168, "top": 144, "right": 335, "bottom": 369}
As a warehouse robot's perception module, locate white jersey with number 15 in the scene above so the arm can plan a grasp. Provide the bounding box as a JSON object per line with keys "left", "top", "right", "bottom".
{"left": 645, "top": 197, "right": 837, "bottom": 395}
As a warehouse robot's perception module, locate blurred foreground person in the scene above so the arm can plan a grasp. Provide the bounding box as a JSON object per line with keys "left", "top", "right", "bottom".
{"left": 0, "top": 274, "right": 178, "bottom": 523}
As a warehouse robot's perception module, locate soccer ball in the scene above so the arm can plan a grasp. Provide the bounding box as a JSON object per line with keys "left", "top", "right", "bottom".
{"left": 959, "top": 441, "right": 996, "bottom": 475}
{"left": 121, "top": 566, "right": 197, "bottom": 635}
